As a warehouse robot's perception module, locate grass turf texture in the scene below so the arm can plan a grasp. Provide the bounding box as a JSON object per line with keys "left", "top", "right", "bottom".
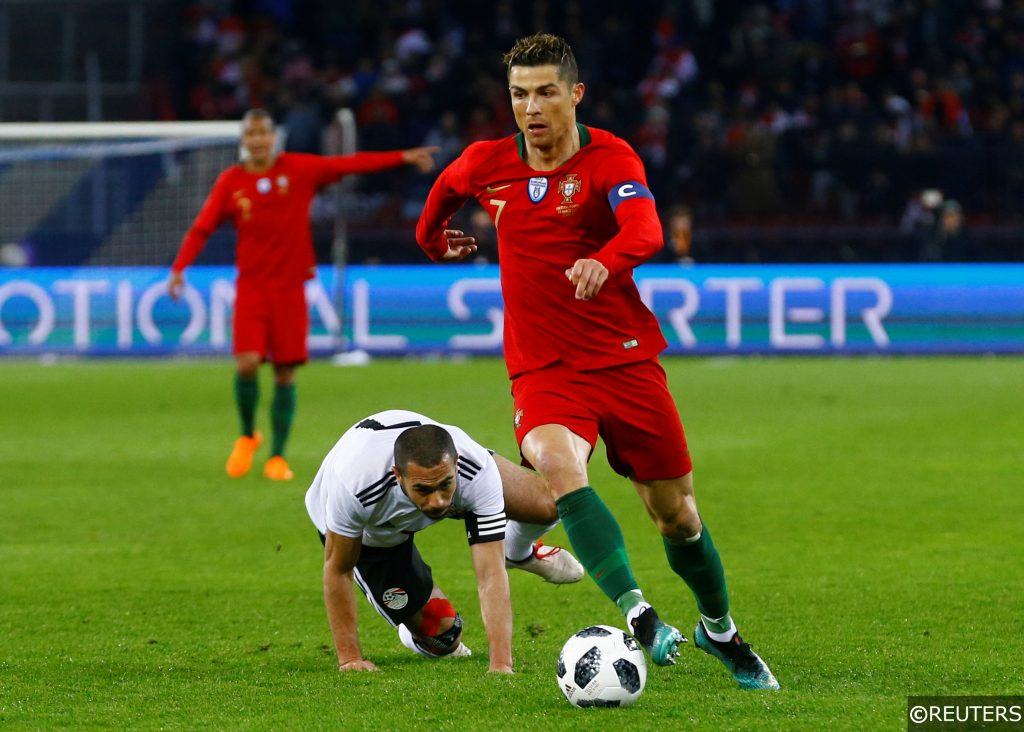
{"left": 1, "top": 357, "right": 1021, "bottom": 730}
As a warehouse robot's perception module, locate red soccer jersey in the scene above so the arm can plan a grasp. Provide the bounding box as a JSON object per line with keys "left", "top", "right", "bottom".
{"left": 173, "top": 151, "right": 404, "bottom": 287}
{"left": 416, "top": 125, "right": 667, "bottom": 377}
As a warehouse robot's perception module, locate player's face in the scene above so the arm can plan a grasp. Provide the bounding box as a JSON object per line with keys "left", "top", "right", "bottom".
{"left": 395, "top": 457, "right": 458, "bottom": 519}
{"left": 508, "top": 65, "right": 584, "bottom": 150}
{"left": 242, "top": 118, "right": 275, "bottom": 166}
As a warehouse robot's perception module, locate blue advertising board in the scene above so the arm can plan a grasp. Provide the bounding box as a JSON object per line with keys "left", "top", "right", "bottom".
{"left": 0, "top": 264, "right": 1021, "bottom": 356}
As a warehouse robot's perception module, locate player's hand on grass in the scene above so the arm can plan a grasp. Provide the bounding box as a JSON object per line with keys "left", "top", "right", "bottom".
{"left": 565, "top": 258, "right": 609, "bottom": 300}
{"left": 167, "top": 271, "right": 185, "bottom": 301}
{"left": 402, "top": 146, "right": 441, "bottom": 173}
{"left": 440, "top": 229, "right": 478, "bottom": 261}
{"left": 338, "top": 658, "right": 378, "bottom": 672}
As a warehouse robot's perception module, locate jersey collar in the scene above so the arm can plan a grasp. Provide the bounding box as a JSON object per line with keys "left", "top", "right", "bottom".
{"left": 515, "top": 122, "right": 591, "bottom": 165}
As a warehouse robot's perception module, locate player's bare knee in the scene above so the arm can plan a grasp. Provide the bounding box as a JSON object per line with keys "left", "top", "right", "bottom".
{"left": 654, "top": 511, "right": 702, "bottom": 542}
{"left": 236, "top": 354, "right": 260, "bottom": 377}
{"left": 530, "top": 453, "right": 587, "bottom": 497}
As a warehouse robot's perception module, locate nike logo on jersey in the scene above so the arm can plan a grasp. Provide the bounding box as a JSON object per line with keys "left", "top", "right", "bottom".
{"left": 485, "top": 184, "right": 512, "bottom": 193}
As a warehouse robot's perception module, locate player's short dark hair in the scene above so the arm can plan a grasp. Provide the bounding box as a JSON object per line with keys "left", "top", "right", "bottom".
{"left": 394, "top": 425, "right": 457, "bottom": 474}
{"left": 242, "top": 108, "right": 274, "bottom": 127}
{"left": 503, "top": 33, "right": 579, "bottom": 87}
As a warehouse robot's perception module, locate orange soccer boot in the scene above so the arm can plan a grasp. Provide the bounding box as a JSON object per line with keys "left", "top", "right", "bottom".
{"left": 226, "top": 431, "right": 262, "bottom": 478}
{"left": 263, "top": 455, "right": 294, "bottom": 481}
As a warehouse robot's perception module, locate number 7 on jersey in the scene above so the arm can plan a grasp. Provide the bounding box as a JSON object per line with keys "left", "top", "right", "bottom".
{"left": 488, "top": 198, "right": 507, "bottom": 226}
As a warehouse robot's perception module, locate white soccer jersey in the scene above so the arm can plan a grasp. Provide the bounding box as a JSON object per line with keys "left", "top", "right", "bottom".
{"left": 305, "top": 410, "right": 506, "bottom": 548}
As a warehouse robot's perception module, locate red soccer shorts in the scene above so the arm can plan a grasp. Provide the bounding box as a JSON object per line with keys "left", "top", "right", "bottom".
{"left": 511, "top": 357, "right": 692, "bottom": 482}
{"left": 233, "top": 283, "right": 309, "bottom": 365}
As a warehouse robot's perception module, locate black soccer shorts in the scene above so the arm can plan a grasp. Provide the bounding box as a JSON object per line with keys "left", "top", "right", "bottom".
{"left": 318, "top": 532, "right": 434, "bottom": 626}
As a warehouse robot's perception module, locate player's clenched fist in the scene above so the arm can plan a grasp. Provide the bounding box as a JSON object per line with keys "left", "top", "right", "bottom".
{"left": 338, "top": 658, "right": 379, "bottom": 672}
{"left": 565, "top": 258, "right": 609, "bottom": 300}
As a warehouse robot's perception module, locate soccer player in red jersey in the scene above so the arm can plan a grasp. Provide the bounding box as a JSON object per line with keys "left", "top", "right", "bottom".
{"left": 416, "top": 35, "right": 778, "bottom": 689}
{"left": 169, "top": 109, "right": 437, "bottom": 482}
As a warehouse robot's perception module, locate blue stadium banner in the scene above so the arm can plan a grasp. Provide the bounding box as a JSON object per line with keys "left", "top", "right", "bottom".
{"left": 0, "top": 264, "right": 1021, "bottom": 356}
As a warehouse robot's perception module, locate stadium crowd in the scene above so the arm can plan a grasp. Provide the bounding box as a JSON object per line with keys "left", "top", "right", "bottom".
{"left": 165, "top": 0, "right": 1024, "bottom": 262}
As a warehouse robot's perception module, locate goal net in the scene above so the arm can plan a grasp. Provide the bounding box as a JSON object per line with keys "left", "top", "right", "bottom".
{"left": 0, "top": 122, "right": 241, "bottom": 268}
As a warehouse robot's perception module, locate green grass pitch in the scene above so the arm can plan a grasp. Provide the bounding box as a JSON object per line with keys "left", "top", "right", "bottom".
{"left": 1, "top": 356, "right": 1022, "bottom": 730}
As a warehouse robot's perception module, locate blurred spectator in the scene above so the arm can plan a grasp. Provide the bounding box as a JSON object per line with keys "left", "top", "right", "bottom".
{"left": 936, "top": 200, "right": 974, "bottom": 262}
{"left": 667, "top": 205, "right": 694, "bottom": 264}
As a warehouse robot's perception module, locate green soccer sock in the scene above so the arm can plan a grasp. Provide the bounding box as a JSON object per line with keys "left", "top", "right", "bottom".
{"left": 556, "top": 486, "right": 641, "bottom": 608}
{"left": 234, "top": 374, "right": 258, "bottom": 437}
{"left": 270, "top": 383, "right": 296, "bottom": 457}
{"left": 664, "top": 524, "right": 732, "bottom": 632}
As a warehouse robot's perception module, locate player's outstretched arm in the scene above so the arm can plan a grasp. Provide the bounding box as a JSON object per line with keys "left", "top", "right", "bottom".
{"left": 323, "top": 530, "right": 377, "bottom": 672}
{"left": 470, "top": 539, "right": 514, "bottom": 674}
{"left": 310, "top": 146, "right": 439, "bottom": 185}
{"left": 168, "top": 171, "right": 230, "bottom": 301}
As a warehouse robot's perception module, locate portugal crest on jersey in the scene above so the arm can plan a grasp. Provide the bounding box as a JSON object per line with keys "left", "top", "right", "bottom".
{"left": 557, "top": 173, "right": 582, "bottom": 216}
{"left": 559, "top": 174, "right": 581, "bottom": 201}
{"left": 528, "top": 176, "right": 548, "bottom": 203}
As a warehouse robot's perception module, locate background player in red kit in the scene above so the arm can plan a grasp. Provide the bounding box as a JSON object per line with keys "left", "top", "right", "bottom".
{"left": 169, "top": 108, "right": 437, "bottom": 481}
{"left": 416, "top": 34, "right": 778, "bottom": 689}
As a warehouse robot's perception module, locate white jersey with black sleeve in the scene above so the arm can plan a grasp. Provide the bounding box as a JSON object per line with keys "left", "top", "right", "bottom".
{"left": 305, "top": 410, "right": 505, "bottom": 548}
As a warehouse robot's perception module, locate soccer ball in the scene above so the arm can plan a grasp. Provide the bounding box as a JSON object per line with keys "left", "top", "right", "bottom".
{"left": 556, "top": 625, "right": 647, "bottom": 708}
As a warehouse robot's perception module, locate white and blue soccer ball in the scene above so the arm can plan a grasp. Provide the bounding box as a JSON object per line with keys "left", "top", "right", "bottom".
{"left": 557, "top": 625, "right": 647, "bottom": 708}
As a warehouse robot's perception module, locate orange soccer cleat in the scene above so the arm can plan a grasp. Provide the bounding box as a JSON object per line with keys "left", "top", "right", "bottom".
{"left": 226, "top": 431, "right": 263, "bottom": 478}
{"left": 263, "top": 455, "right": 294, "bottom": 481}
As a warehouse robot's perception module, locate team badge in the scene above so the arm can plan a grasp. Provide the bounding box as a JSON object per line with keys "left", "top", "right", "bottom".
{"left": 557, "top": 173, "right": 582, "bottom": 216}
{"left": 276, "top": 175, "right": 289, "bottom": 194}
{"left": 382, "top": 587, "right": 408, "bottom": 610}
{"left": 528, "top": 176, "right": 548, "bottom": 203}
{"left": 514, "top": 408, "right": 524, "bottom": 429}
{"left": 256, "top": 177, "right": 272, "bottom": 194}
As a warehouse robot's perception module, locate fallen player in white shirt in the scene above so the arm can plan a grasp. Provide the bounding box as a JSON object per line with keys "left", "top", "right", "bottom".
{"left": 305, "top": 409, "right": 584, "bottom": 674}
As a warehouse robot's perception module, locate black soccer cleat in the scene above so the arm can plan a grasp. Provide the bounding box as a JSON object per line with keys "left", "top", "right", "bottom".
{"left": 629, "top": 606, "right": 686, "bottom": 666}
{"left": 694, "top": 621, "right": 780, "bottom": 690}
